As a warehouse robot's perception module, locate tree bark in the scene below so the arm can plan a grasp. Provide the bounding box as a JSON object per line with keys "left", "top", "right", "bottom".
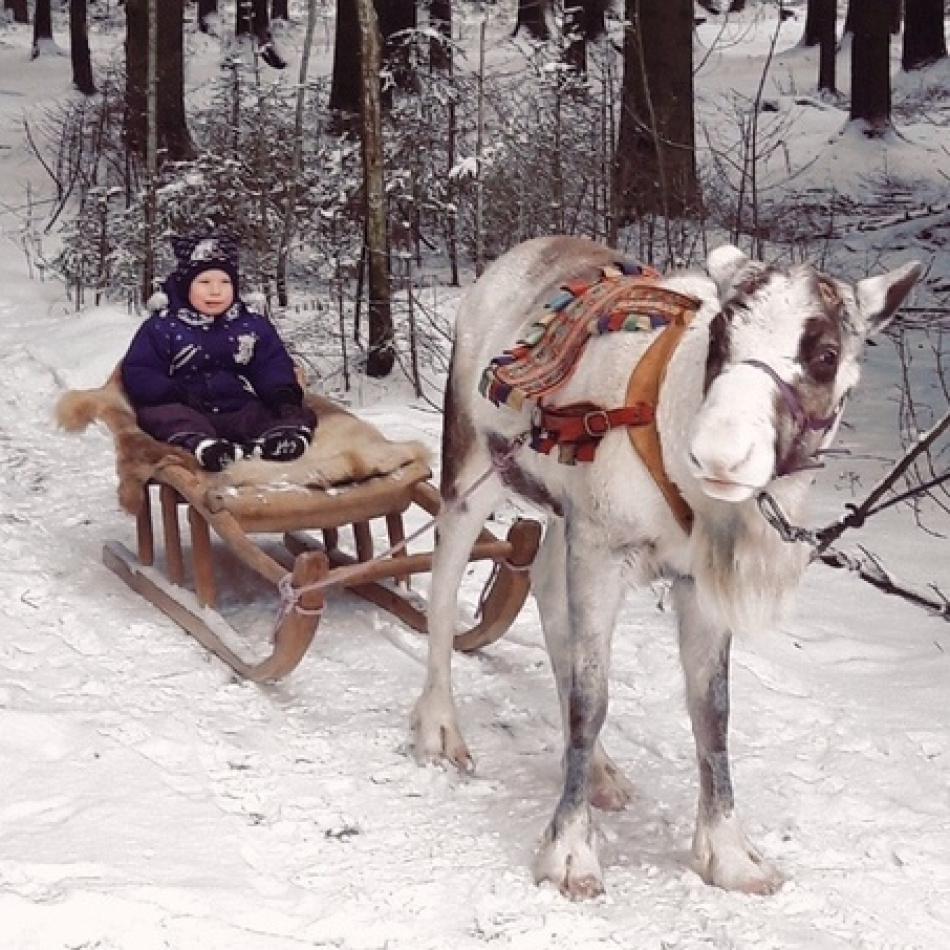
{"left": 329, "top": 0, "right": 362, "bottom": 117}
{"left": 850, "top": 0, "right": 892, "bottom": 134}
{"left": 845, "top": 0, "right": 902, "bottom": 34}
{"left": 514, "top": 0, "right": 549, "bottom": 41}
{"left": 813, "top": 0, "right": 837, "bottom": 93}
{"left": 125, "top": 0, "right": 194, "bottom": 164}
{"left": 613, "top": 0, "right": 698, "bottom": 223}
{"left": 156, "top": 0, "right": 194, "bottom": 161}
{"left": 562, "top": 0, "right": 610, "bottom": 75}
{"left": 31, "top": 0, "right": 54, "bottom": 59}
{"left": 125, "top": 0, "right": 148, "bottom": 157}
{"left": 377, "top": 0, "right": 418, "bottom": 94}
{"left": 70, "top": 0, "right": 96, "bottom": 94}
{"left": 429, "top": 0, "right": 452, "bottom": 71}
{"left": 355, "top": 0, "right": 395, "bottom": 377}
{"left": 6, "top": 0, "right": 28, "bottom": 25}
{"left": 276, "top": 0, "right": 318, "bottom": 307}
{"left": 197, "top": 0, "right": 218, "bottom": 33}
{"left": 902, "top": 0, "right": 947, "bottom": 70}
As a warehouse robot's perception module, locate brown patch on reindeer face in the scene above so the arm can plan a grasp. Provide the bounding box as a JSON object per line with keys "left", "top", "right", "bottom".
{"left": 769, "top": 274, "right": 851, "bottom": 474}
{"left": 704, "top": 310, "right": 730, "bottom": 395}
{"left": 703, "top": 265, "right": 777, "bottom": 395}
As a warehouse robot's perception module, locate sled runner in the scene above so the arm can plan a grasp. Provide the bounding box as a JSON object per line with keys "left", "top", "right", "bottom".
{"left": 56, "top": 371, "right": 540, "bottom": 682}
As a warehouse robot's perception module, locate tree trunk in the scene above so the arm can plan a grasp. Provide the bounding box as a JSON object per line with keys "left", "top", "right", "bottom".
{"left": 803, "top": 0, "right": 821, "bottom": 45}
{"left": 142, "top": 0, "right": 158, "bottom": 303}
{"left": 70, "top": 0, "right": 96, "bottom": 94}
{"left": 7, "top": 0, "right": 28, "bottom": 25}
{"left": 126, "top": 0, "right": 193, "bottom": 164}
{"left": 514, "top": 0, "right": 549, "bottom": 41}
{"left": 237, "top": 0, "right": 271, "bottom": 39}
{"left": 815, "top": 0, "right": 837, "bottom": 93}
{"left": 31, "top": 0, "right": 54, "bottom": 59}
{"left": 276, "top": 0, "right": 319, "bottom": 307}
{"left": 156, "top": 0, "right": 194, "bottom": 161}
{"left": 613, "top": 0, "right": 698, "bottom": 223}
{"left": 355, "top": 0, "right": 395, "bottom": 378}
{"left": 429, "top": 0, "right": 452, "bottom": 71}
{"left": 561, "top": 0, "right": 608, "bottom": 75}
{"left": 563, "top": 4, "right": 587, "bottom": 76}
{"left": 850, "top": 0, "right": 892, "bottom": 134}
{"left": 902, "top": 0, "right": 947, "bottom": 70}
{"left": 197, "top": 0, "right": 217, "bottom": 33}
{"left": 845, "top": 0, "right": 902, "bottom": 34}
{"left": 329, "top": 0, "right": 362, "bottom": 117}
{"left": 125, "top": 0, "right": 148, "bottom": 158}
{"left": 236, "top": 0, "right": 254, "bottom": 35}
{"left": 377, "top": 0, "right": 418, "bottom": 94}
{"left": 272, "top": 0, "right": 290, "bottom": 18}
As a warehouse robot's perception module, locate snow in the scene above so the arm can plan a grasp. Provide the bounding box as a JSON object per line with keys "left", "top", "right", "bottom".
{"left": 1, "top": 5, "right": 950, "bottom": 949}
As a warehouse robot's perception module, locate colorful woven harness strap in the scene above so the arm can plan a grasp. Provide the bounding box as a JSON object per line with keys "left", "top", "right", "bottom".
{"left": 479, "top": 262, "right": 700, "bottom": 530}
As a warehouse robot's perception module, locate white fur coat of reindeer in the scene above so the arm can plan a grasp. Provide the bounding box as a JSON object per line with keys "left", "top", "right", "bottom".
{"left": 411, "top": 235, "right": 922, "bottom": 898}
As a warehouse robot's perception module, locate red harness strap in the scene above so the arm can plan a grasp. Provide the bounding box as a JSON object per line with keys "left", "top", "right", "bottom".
{"left": 531, "top": 401, "right": 656, "bottom": 464}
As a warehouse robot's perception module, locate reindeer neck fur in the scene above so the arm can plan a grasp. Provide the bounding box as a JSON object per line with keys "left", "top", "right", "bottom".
{"left": 659, "top": 270, "right": 812, "bottom": 634}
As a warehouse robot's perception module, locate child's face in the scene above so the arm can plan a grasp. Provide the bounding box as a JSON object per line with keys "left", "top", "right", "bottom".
{"left": 188, "top": 268, "right": 234, "bottom": 316}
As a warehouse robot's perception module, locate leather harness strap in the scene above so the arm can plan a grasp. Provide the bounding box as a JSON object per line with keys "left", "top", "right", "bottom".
{"left": 531, "top": 401, "right": 656, "bottom": 464}
{"left": 482, "top": 268, "right": 700, "bottom": 532}
{"left": 624, "top": 309, "right": 696, "bottom": 534}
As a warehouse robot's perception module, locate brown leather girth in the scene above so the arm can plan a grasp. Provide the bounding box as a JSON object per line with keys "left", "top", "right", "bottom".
{"left": 624, "top": 310, "right": 696, "bottom": 534}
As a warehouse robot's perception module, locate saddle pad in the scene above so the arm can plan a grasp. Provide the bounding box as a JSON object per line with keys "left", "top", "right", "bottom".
{"left": 479, "top": 264, "right": 698, "bottom": 411}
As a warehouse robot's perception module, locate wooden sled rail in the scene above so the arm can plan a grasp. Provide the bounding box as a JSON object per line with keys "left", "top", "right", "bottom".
{"left": 103, "top": 461, "right": 541, "bottom": 681}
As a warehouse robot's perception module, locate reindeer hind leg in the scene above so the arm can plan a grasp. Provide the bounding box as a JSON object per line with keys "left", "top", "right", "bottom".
{"left": 412, "top": 408, "right": 504, "bottom": 772}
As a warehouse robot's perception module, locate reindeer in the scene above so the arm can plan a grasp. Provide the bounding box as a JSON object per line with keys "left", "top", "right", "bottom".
{"left": 411, "top": 236, "right": 922, "bottom": 899}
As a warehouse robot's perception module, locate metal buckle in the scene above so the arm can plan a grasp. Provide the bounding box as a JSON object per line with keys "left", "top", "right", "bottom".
{"left": 583, "top": 410, "right": 610, "bottom": 437}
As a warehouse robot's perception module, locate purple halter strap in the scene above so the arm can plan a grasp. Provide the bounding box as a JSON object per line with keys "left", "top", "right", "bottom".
{"left": 743, "top": 358, "right": 842, "bottom": 476}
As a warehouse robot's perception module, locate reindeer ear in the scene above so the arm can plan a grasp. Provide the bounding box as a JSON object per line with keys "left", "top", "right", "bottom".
{"left": 707, "top": 245, "right": 750, "bottom": 298}
{"left": 855, "top": 261, "right": 923, "bottom": 334}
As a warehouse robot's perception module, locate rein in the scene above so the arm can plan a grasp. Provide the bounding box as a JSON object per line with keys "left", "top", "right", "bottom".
{"left": 756, "top": 409, "right": 950, "bottom": 620}
{"left": 275, "top": 434, "right": 532, "bottom": 617}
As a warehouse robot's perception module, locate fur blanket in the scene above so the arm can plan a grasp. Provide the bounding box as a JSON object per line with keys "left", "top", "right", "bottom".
{"left": 55, "top": 366, "right": 432, "bottom": 515}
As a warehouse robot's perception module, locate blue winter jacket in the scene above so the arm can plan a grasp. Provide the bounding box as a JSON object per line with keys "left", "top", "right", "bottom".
{"left": 121, "top": 296, "right": 302, "bottom": 414}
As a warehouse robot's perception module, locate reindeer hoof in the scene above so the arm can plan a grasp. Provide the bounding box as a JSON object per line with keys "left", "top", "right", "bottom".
{"left": 693, "top": 815, "right": 783, "bottom": 895}
{"left": 534, "top": 820, "right": 604, "bottom": 900}
{"left": 411, "top": 703, "right": 475, "bottom": 774}
{"left": 589, "top": 758, "right": 635, "bottom": 812}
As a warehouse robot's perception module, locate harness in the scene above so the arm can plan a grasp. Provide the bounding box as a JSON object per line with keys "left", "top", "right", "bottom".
{"left": 480, "top": 263, "right": 701, "bottom": 533}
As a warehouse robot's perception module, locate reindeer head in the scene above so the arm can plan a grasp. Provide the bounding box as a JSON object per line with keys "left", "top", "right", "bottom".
{"left": 688, "top": 247, "right": 923, "bottom": 503}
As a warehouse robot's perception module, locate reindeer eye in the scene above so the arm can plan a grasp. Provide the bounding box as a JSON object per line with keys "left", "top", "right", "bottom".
{"left": 809, "top": 345, "right": 839, "bottom": 382}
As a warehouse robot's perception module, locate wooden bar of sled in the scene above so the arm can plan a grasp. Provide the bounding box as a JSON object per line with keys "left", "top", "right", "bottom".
{"left": 104, "top": 453, "right": 541, "bottom": 680}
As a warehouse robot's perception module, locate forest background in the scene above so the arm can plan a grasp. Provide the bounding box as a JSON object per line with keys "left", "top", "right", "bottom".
{"left": 12, "top": 0, "right": 949, "bottom": 387}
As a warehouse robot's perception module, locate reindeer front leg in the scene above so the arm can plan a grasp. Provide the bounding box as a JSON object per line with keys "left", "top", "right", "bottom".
{"left": 533, "top": 514, "right": 624, "bottom": 899}
{"left": 672, "top": 578, "right": 782, "bottom": 894}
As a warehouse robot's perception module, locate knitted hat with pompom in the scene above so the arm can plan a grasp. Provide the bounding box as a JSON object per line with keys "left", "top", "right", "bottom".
{"left": 171, "top": 234, "right": 240, "bottom": 299}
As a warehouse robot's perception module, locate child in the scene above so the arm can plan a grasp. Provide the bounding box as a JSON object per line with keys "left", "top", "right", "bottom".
{"left": 121, "top": 235, "right": 317, "bottom": 472}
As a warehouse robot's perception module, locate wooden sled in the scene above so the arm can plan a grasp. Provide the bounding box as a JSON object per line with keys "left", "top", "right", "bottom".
{"left": 57, "top": 377, "right": 540, "bottom": 682}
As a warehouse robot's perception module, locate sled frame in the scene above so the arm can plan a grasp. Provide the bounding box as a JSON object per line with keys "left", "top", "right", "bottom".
{"left": 103, "top": 460, "right": 541, "bottom": 682}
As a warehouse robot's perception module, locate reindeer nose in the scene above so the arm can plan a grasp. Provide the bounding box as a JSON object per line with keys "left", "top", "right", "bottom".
{"left": 690, "top": 442, "right": 755, "bottom": 480}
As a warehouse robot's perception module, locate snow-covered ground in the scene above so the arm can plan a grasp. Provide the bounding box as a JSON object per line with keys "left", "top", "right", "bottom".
{"left": 2, "top": 5, "right": 950, "bottom": 948}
